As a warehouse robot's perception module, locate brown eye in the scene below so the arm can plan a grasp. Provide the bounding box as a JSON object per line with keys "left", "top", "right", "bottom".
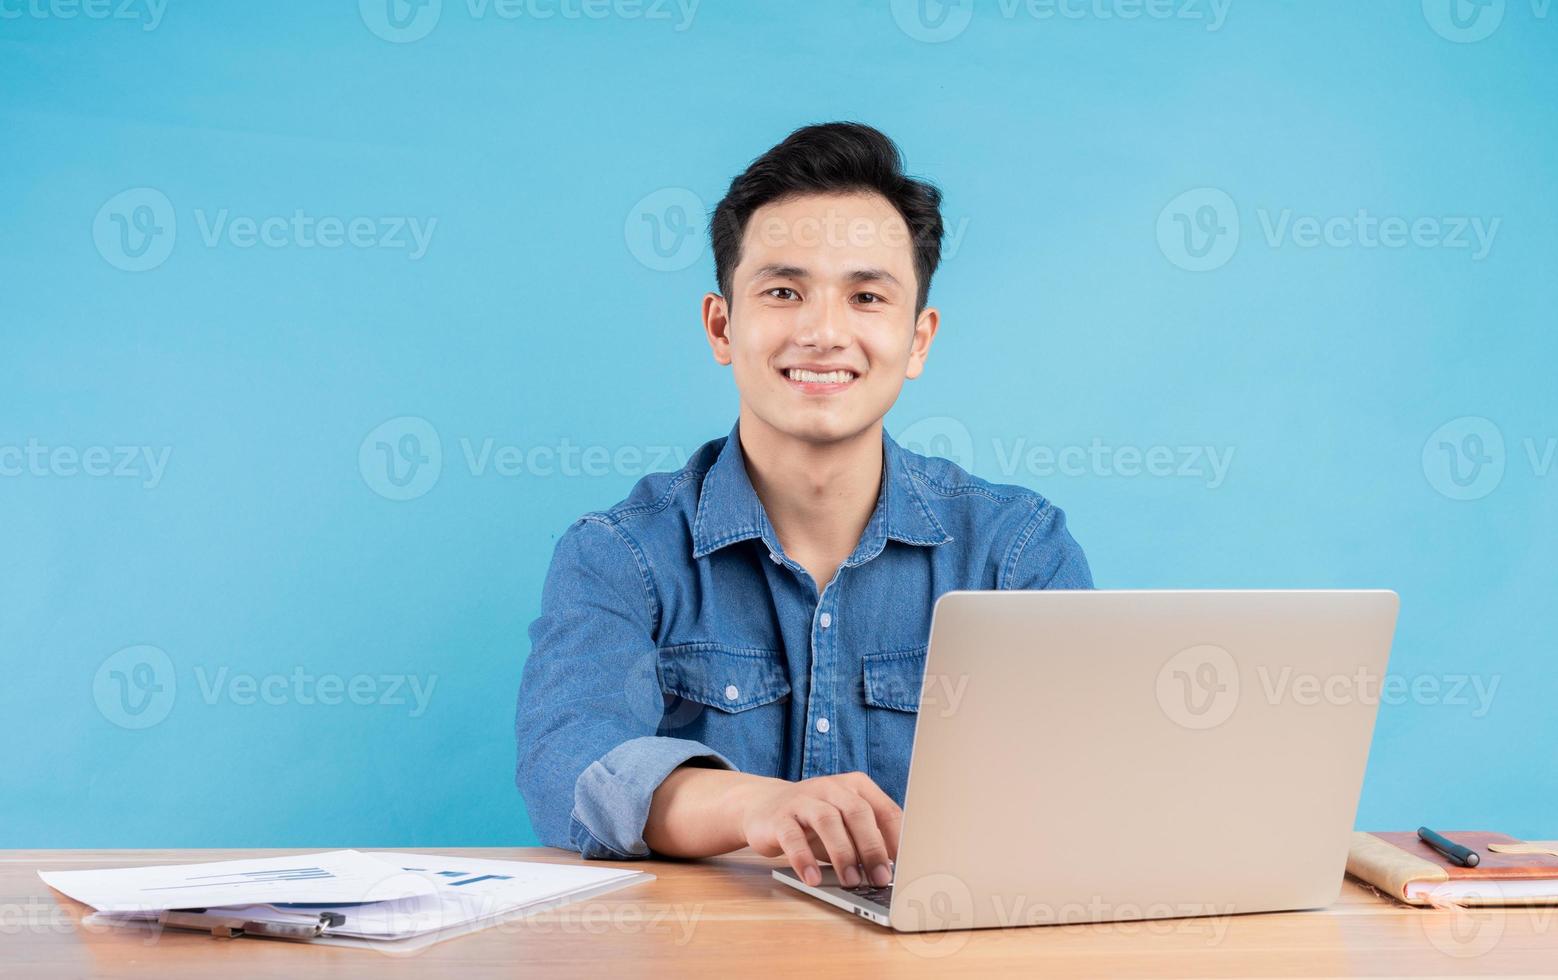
{"left": 855, "top": 292, "right": 882, "bottom": 304}
{"left": 767, "top": 287, "right": 799, "bottom": 301}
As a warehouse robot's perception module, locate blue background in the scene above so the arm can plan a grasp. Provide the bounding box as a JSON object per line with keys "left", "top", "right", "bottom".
{"left": 3, "top": 0, "right": 1554, "bottom": 847}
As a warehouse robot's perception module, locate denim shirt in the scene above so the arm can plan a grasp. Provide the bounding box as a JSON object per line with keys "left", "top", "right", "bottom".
{"left": 516, "top": 420, "right": 1093, "bottom": 859}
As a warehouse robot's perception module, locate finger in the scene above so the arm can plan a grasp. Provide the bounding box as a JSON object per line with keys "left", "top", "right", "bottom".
{"left": 798, "top": 802, "right": 861, "bottom": 888}
{"left": 846, "top": 773, "right": 905, "bottom": 864}
{"left": 802, "top": 828, "right": 831, "bottom": 864}
{"left": 831, "top": 790, "right": 892, "bottom": 887}
{"left": 775, "top": 819, "right": 821, "bottom": 888}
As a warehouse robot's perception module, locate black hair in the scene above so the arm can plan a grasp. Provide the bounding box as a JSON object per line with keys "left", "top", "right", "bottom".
{"left": 710, "top": 122, "right": 945, "bottom": 312}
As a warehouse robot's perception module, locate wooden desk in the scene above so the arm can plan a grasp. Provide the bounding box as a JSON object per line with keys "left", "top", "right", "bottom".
{"left": 8, "top": 846, "right": 1558, "bottom": 978}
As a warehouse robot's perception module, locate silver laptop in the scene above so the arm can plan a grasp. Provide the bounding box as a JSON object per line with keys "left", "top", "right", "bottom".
{"left": 774, "top": 589, "right": 1399, "bottom": 932}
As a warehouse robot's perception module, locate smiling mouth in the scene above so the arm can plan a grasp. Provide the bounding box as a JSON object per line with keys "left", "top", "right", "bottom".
{"left": 781, "top": 367, "right": 859, "bottom": 392}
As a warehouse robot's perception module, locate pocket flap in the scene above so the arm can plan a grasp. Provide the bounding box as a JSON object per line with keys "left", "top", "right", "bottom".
{"left": 862, "top": 647, "right": 927, "bottom": 712}
{"left": 659, "top": 642, "right": 790, "bottom": 712}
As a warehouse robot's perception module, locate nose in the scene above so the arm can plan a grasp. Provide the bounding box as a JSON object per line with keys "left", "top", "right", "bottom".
{"left": 794, "top": 291, "right": 849, "bottom": 351}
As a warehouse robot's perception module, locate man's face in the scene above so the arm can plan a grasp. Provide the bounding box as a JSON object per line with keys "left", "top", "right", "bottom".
{"left": 703, "top": 191, "right": 939, "bottom": 446}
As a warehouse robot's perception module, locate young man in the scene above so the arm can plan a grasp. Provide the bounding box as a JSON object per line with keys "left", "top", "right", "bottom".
{"left": 517, "top": 122, "right": 1091, "bottom": 891}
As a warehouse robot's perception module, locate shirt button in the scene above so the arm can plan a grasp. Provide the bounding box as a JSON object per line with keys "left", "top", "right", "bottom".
{"left": 769, "top": 552, "right": 781, "bottom": 563}
{"left": 816, "top": 717, "right": 830, "bottom": 734}
{"left": 724, "top": 685, "right": 739, "bottom": 701}
{"left": 819, "top": 612, "right": 832, "bottom": 629}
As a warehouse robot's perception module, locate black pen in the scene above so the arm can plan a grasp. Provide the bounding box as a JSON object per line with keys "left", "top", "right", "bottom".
{"left": 1418, "top": 826, "right": 1480, "bottom": 867}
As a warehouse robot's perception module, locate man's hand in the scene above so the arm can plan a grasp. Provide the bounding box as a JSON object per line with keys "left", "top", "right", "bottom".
{"left": 738, "top": 772, "right": 901, "bottom": 889}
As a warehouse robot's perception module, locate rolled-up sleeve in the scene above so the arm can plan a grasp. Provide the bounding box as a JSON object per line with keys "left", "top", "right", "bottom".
{"left": 516, "top": 516, "right": 733, "bottom": 859}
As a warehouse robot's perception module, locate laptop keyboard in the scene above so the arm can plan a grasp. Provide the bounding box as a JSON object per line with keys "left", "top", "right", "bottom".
{"left": 844, "top": 883, "right": 893, "bottom": 907}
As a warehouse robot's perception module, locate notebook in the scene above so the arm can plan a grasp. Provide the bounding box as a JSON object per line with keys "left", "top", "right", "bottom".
{"left": 1346, "top": 831, "right": 1558, "bottom": 907}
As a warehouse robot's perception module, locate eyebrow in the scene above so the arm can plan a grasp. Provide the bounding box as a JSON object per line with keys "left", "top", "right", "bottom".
{"left": 844, "top": 267, "right": 901, "bottom": 288}
{"left": 747, "top": 265, "right": 903, "bottom": 288}
{"left": 749, "top": 264, "right": 809, "bottom": 283}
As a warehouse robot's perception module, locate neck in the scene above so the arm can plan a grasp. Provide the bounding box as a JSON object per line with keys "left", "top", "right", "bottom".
{"left": 736, "top": 407, "right": 884, "bottom": 569}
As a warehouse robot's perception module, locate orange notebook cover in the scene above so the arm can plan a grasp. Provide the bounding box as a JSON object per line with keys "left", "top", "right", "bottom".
{"left": 1346, "top": 831, "right": 1558, "bottom": 907}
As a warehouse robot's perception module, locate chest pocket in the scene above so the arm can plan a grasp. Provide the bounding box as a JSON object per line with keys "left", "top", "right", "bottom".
{"left": 861, "top": 646, "right": 926, "bottom": 806}
{"left": 658, "top": 642, "right": 791, "bottom": 777}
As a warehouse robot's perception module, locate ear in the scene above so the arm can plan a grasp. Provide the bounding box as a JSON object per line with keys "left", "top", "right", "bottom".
{"left": 904, "top": 305, "right": 940, "bottom": 380}
{"left": 702, "top": 292, "right": 733, "bottom": 366}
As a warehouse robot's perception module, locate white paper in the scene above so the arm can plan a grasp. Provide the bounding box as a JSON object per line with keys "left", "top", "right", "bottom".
{"left": 81, "top": 852, "right": 654, "bottom": 948}
{"left": 1405, "top": 878, "right": 1558, "bottom": 905}
{"left": 291, "top": 852, "right": 648, "bottom": 938}
{"left": 40, "top": 850, "right": 437, "bottom": 912}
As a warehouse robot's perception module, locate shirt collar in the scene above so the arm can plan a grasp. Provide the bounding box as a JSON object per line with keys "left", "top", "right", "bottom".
{"left": 691, "top": 419, "right": 952, "bottom": 561}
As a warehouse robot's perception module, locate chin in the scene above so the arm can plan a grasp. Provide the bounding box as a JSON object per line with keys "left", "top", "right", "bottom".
{"left": 758, "top": 406, "right": 878, "bottom": 447}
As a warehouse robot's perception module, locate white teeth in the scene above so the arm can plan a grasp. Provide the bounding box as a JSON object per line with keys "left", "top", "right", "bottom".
{"left": 786, "top": 368, "right": 856, "bottom": 384}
